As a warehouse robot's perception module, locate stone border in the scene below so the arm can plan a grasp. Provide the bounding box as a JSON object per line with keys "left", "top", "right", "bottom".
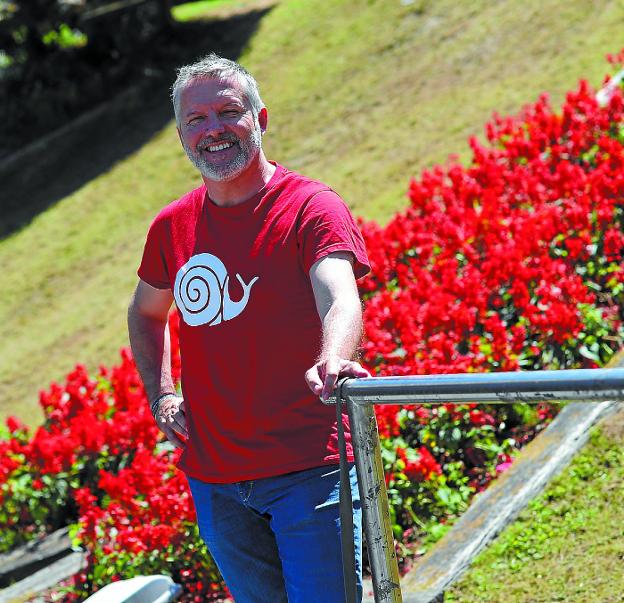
{"left": 0, "top": 551, "right": 86, "bottom": 603}
{"left": 0, "top": 527, "right": 73, "bottom": 587}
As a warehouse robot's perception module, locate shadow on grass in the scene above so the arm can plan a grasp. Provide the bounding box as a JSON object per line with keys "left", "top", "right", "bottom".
{"left": 0, "top": 6, "right": 273, "bottom": 239}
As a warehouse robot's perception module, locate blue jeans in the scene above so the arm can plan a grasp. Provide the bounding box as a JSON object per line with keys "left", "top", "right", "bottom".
{"left": 187, "top": 463, "right": 363, "bottom": 603}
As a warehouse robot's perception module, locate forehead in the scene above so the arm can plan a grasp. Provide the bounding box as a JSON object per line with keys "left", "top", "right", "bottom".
{"left": 178, "top": 77, "right": 248, "bottom": 112}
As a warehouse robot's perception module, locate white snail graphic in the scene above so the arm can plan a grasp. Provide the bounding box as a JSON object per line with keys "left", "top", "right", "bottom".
{"left": 173, "top": 253, "right": 259, "bottom": 327}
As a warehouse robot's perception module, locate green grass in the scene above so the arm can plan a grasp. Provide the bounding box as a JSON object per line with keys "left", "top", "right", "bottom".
{"left": 1, "top": 0, "right": 623, "bottom": 425}
{"left": 444, "top": 427, "right": 624, "bottom": 602}
{"left": 172, "top": 0, "right": 252, "bottom": 21}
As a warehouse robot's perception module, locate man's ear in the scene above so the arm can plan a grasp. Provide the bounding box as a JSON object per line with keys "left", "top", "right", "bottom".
{"left": 258, "top": 107, "right": 268, "bottom": 134}
{"left": 176, "top": 126, "right": 182, "bottom": 144}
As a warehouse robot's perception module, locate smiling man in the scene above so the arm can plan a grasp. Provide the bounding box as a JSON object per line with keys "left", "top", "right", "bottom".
{"left": 127, "top": 54, "right": 370, "bottom": 602}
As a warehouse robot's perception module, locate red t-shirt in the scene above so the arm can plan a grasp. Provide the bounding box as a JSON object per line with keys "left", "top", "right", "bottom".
{"left": 138, "top": 163, "right": 370, "bottom": 482}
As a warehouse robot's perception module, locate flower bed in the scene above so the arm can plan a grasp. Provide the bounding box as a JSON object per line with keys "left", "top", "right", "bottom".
{"left": 1, "top": 56, "right": 623, "bottom": 600}
{"left": 356, "top": 59, "right": 624, "bottom": 566}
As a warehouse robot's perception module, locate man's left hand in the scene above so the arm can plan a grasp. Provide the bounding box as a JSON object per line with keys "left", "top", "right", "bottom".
{"left": 305, "top": 356, "right": 370, "bottom": 402}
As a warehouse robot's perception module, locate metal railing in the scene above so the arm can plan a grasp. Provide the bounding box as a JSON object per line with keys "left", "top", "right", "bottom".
{"left": 326, "top": 368, "right": 624, "bottom": 603}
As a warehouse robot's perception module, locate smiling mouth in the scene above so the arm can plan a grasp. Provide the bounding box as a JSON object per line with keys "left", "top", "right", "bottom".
{"left": 201, "top": 141, "right": 236, "bottom": 153}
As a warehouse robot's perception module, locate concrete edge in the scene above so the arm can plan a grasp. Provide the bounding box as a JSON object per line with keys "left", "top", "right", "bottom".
{"left": 0, "top": 550, "right": 86, "bottom": 603}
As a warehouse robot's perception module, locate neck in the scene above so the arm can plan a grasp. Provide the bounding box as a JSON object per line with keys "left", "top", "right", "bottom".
{"left": 203, "top": 153, "right": 276, "bottom": 207}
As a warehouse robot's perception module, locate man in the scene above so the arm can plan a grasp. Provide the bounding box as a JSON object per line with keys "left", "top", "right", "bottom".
{"left": 127, "top": 53, "right": 370, "bottom": 602}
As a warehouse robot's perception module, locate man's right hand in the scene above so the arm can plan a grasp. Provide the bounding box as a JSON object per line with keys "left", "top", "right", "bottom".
{"left": 153, "top": 394, "right": 188, "bottom": 448}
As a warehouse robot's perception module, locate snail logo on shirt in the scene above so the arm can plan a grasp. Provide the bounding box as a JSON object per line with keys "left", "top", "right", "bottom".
{"left": 173, "top": 253, "right": 259, "bottom": 327}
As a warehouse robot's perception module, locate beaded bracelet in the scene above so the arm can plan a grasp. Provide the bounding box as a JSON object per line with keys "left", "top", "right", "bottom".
{"left": 150, "top": 392, "right": 178, "bottom": 416}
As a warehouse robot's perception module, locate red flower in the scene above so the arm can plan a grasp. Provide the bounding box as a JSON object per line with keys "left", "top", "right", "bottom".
{"left": 397, "top": 446, "right": 442, "bottom": 482}
{"left": 469, "top": 409, "right": 496, "bottom": 427}
{"left": 6, "top": 416, "right": 26, "bottom": 434}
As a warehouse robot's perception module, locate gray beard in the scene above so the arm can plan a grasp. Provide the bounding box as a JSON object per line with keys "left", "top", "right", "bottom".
{"left": 182, "top": 125, "right": 263, "bottom": 182}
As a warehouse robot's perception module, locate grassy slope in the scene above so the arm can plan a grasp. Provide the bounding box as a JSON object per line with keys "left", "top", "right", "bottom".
{"left": 247, "top": 0, "right": 623, "bottom": 220}
{"left": 1, "top": 0, "right": 622, "bottom": 426}
{"left": 445, "top": 427, "right": 624, "bottom": 602}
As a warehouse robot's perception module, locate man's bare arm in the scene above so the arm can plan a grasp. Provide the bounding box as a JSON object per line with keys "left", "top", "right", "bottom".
{"left": 305, "top": 251, "right": 370, "bottom": 401}
{"left": 127, "top": 280, "right": 187, "bottom": 447}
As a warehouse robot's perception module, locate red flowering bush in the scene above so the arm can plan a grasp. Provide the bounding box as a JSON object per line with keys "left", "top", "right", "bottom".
{"left": 1, "top": 54, "right": 623, "bottom": 597}
{"left": 358, "top": 58, "right": 624, "bottom": 560}
{"left": 0, "top": 313, "right": 227, "bottom": 601}
{"left": 67, "top": 444, "right": 226, "bottom": 602}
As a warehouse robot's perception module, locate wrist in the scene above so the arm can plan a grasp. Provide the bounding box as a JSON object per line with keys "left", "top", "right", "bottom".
{"left": 150, "top": 391, "right": 178, "bottom": 415}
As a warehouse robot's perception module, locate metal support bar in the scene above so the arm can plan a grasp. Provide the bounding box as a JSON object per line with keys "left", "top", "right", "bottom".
{"left": 330, "top": 368, "right": 624, "bottom": 603}
{"left": 341, "top": 368, "right": 624, "bottom": 406}
{"left": 346, "top": 396, "right": 402, "bottom": 603}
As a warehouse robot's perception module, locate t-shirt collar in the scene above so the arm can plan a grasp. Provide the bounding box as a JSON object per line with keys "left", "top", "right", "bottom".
{"left": 202, "top": 161, "right": 285, "bottom": 218}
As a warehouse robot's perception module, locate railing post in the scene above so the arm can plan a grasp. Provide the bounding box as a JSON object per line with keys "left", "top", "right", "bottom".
{"left": 337, "top": 367, "right": 624, "bottom": 601}
{"left": 345, "top": 394, "right": 403, "bottom": 603}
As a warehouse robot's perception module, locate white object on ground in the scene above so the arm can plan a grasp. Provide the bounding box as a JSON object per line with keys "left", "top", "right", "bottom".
{"left": 83, "top": 575, "right": 182, "bottom": 603}
{"left": 596, "top": 68, "right": 624, "bottom": 106}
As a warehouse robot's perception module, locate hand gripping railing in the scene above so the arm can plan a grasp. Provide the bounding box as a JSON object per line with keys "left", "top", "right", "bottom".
{"left": 325, "top": 368, "right": 624, "bottom": 603}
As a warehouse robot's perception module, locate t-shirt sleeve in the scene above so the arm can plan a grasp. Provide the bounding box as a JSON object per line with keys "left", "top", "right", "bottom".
{"left": 137, "top": 214, "right": 171, "bottom": 289}
{"left": 297, "top": 190, "right": 370, "bottom": 279}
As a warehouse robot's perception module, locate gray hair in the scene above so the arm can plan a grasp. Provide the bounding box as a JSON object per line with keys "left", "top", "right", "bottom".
{"left": 171, "top": 53, "right": 264, "bottom": 123}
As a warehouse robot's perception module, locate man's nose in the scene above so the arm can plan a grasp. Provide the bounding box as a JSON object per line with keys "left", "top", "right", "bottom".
{"left": 203, "top": 113, "right": 225, "bottom": 137}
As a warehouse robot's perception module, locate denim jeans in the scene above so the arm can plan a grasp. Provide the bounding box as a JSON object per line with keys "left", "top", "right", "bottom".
{"left": 187, "top": 463, "right": 363, "bottom": 603}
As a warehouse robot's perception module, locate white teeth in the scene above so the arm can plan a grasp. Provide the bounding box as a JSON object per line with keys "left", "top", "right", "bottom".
{"left": 205, "top": 142, "right": 233, "bottom": 152}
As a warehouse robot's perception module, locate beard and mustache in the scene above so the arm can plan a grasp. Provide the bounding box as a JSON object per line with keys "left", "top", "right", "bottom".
{"left": 182, "top": 118, "right": 263, "bottom": 182}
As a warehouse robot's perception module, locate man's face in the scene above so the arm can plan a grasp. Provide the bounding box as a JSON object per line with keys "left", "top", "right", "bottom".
{"left": 177, "top": 77, "right": 265, "bottom": 182}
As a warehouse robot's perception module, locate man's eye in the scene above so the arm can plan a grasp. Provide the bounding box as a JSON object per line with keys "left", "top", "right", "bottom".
{"left": 188, "top": 116, "right": 204, "bottom": 124}
{"left": 222, "top": 110, "right": 240, "bottom": 117}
